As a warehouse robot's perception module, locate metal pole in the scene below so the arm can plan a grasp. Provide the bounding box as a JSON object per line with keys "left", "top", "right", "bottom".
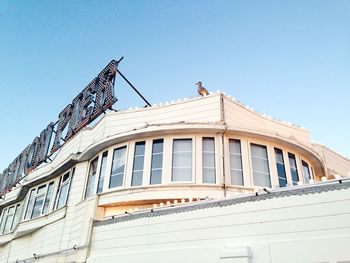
{"left": 116, "top": 69, "right": 152, "bottom": 107}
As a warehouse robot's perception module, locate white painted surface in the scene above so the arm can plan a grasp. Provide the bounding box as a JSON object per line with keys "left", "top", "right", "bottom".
{"left": 88, "top": 186, "right": 350, "bottom": 263}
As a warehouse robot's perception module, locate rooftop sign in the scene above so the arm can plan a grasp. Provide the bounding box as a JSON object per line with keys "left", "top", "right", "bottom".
{"left": 0, "top": 60, "right": 118, "bottom": 195}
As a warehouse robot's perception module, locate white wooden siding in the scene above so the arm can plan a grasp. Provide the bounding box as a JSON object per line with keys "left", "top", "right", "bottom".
{"left": 88, "top": 186, "right": 350, "bottom": 263}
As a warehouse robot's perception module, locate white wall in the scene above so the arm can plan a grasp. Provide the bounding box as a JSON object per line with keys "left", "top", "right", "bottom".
{"left": 88, "top": 183, "right": 350, "bottom": 263}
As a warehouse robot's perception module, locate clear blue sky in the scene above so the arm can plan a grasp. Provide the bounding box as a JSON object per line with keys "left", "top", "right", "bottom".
{"left": 0, "top": 0, "right": 349, "bottom": 170}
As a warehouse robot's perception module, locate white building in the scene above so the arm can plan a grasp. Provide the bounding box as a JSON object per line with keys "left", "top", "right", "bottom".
{"left": 0, "top": 92, "right": 349, "bottom": 263}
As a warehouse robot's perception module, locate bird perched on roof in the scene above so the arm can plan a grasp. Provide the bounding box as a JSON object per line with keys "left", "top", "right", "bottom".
{"left": 196, "top": 81, "right": 209, "bottom": 96}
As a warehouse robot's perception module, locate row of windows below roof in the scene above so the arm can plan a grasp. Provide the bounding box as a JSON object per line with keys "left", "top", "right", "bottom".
{"left": 84, "top": 136, "right": 316, "bottom": 199}
{"left": 0, "top": 136, "right": 317, "bottom": 235}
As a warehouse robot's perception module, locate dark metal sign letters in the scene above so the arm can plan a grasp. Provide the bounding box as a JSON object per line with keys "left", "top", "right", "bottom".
{"left": 0, "top": 60, "right": 118, "bottom": 196}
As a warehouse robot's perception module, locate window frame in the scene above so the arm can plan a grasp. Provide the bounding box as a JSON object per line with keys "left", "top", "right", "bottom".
{"left": 274, "top": 147, "right": 287, "bottom": 187}
{"left": 0, "top": 203, "right": 21, "bottom": 234}
{"left": 228, "top": 138, "right": 245, "bottom": 186}
{"left": 84, "top": 156, "right": 100, "bottom": 199}
{"left": 131, "top": 141, "right": 146, "bottom": 187}
{"left": 288, "top": 152, "right": 300, "bottom": 185}
{"left": 249, "top": 143, "right": 272, "bottom": 188}
{"left": 54, "top": 169, "right": 74, "bottom": 210}
{"left": 0, "top": 207, "right": 8, "bottom": 234}
{"left": 0, "top": 206, "right": 21, "bottom": 235}
{"left": 149, "top": 139, "right": 165, "bottom": 185}
{"left": 301, "top": 159, "right": 313, "bottom": 183}
{"left": 108, "top": 144, "right": 128, "bottom": 189}
{"left": 97, "top": 151, "right": 109, "bottom": 194}
{"left": 202, "top": 137, "right": 217, "bottom": 184}
{"left": 170, "top": 137, "right": 195, "bottom": 183}
{"left": 23, "top": 180, "right": 57, "bottom": 221}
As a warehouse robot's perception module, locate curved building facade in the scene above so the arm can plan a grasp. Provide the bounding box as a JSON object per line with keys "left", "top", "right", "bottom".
{"left": 0, "top": 93, "right": 350, "bottom": 263}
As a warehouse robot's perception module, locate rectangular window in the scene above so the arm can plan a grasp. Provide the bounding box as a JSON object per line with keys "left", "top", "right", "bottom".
{"left": 150, "top": 139, "right": 164, "bottom": 185}
{"left": 31, "top": 185, "right": 46, "bottom": 219}
{"left": 131, "top": 142, "right": 146, "bottom": 186}
{"left": 11, "top": 204, "right": 20, "bottom": 232}
{"left": 229, "top": 139, "right": 244, "bottom": 185}
{"left": 3, "top": 206, "right": 15, "bottom": 234}
{"left": 24, "top": 189, "right": 35, "bottom": 220}
{"left": 109, "top": 146, "right": 127, "bottom": 188}
{"left": 97, "top": 152, "right": 108, "bottom": 193}
{"left": 42, "top": 182, "right": 54, "bottom": 214}
{"left": 0, "top": 208, "right": 8, "bottom": 234}
{"left": 172, "top": 139, "right": 192, "bottom": 182}
{"left": 288, "top": 153, "right": 299, "bottom": 185}
{"left": 250, "top": 144, "right": 271, "bottom": 187}
{"left": 24, "top": 181, "right": 56, "bottom": 220}
{"left": 275, "top": 148, "right": 287, "bottom": 187}
{"left": 202, "top": 138, "right": 216, "bottom": 183}
{"left": 85, "top": 157, "right": 99, "bottom": 199}
{"left": 0, "top": 209, "right": 7, "bottom": 234}
{"left": 302, "top": 160, "right": 311, "bottom": 184}
{"left": 55, "top": 171, "right": 72, "bottom": 210}
{"left": 0, "top": 204, "right": 21, "bottom": 234}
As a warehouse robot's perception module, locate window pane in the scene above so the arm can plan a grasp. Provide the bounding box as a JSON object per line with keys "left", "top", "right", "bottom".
{"left": 0, "top": 209, "right": 7, "bottom": 233}
{"left": 24, "top": 189, "right": 36, "bottom": 219}
{"left": 203, "top": 153, "right": 215, "bottom": 167}
{"left": 132, "top": 142, "right": 145, "bottom": 186}
{"left": 97, "top": 152, "right": 108, "bottom": 194}
{"left": 133, "top": 156, "right": 145, "bottom": 171}
{"left": 203, "top": 168, "right": 216, "bottom": 183}
{"left": 172, "top": 139, "right": 192, "bottom": 182}
{"left": 172, "top": 152, "right": 192, "bottom": 167}
{"left": 229, "top": 139, "right": 244, "bottom": 186}
{"left": 42, "top": 182, "right": 54, "bottom": 214}
{"left": 251, "top": 144, "right": 271, "bottom": 187}
{"left": 37, "top": 185, "right": 46, "bottom": 195}
{"left": 150, "top": 139, "right": 163, "bottom": 185}
{"left": 109, "top": 146, "right": 127, "bottom": 188}
{"left": 173, "top": 139, "right": 192, "bottom": 152}
{"left": 251, "top": 144, "right": 268, "bottom": 158}
{"left": 55, "top": 171, "right": 72, "bottom": 210}
{"left": 203, "top": 137, "right": 215, "bottom": 151}
{"left": 134, "top": 142, "right": 145, "bottom": 156}
{"left": 3, "top": 213, "right": 14, "bottom": 234}
{"left": 230, "top": 155, "right": 242, "bottom": 170}
{"left": 277, "top": 164, "right": 287, "bottom": 187}
{"left": 11, "top": 205, "right": 21, "bottom": 231}
{"left": 288, "top": 153, "right": 299, "bottom": 185}
{"left": 151, "top": 154, "right": 163, "bottom": 169}
{"left": 275, "top": 148, "right": 287, "bottom": 187}
{"left": 62, "top": 173, "right": 70, "bottom": 183}
{"left": 56, "top": 183, "right": 69, "bottom": 209}
{"left": 85, "top": 157, "right": 99, "bottom": 199}
{"left": 252, "top": 158, "right": 270, "bottom": 174}
{"left": 109, "top": 173, "right": 124, "bottom": 188}
{"left": 253, "top": 171, "right": 271, "bottom": 187}
{"left": 172, "top": 168, "right": 192, "bottom": 182}
{"left": 302, "top": 160, "right": 311, "bottom": 183}
{"left": 131, "top": 171, "right": 143, "bottom": 186}
{"left": 231, "top": 170, "right": 244, "bottom": 185}
{"left": 275, "top": 148, "right": 284, "bottom": 163}
{"left": 150, "top": 169, "right": 162, "bottom": 185}
{"left": 152, "top": 139, "right": 164, "bottom": 153}
{"left": 2, "top": 206, "right": 15, "bottom": 233}
{"left": 229, "top": 140, "right": 242, "bottom": 154}
{"left": 31, "top": 195, "right": 45, "bottom": 218}
{"left": 203, "top": 138, "right": 216, "bottom": 183}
